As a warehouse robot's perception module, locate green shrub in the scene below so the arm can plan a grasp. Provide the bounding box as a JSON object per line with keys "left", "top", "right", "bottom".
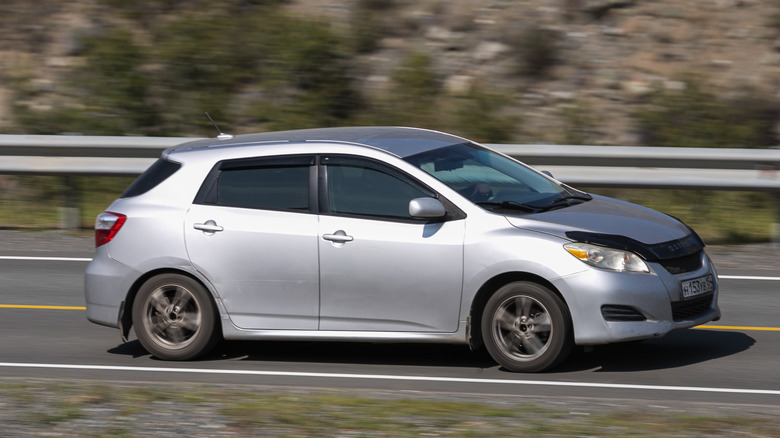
{"left": 511, "top": 24, "right": 561, "bottom": 78}
{"left": 350, "top": 0, "right": 395, "bottom": 53}
{"left": 634, "top": 80, "right": 778, "bottom": 148}
{"left": 99, "top": 0, "right": 183, "bottom": 23}
{"left": 393, "top": 52, "right": 439, "bottom": 95}
{"left": 376, "top": 51, "right": 442, "bottom": 127}
{"left": 354, "top": 0, "right": 395, "bottom": 10}
{"left": 558, "top": 99, "right": 599, "bottom": 145}
{"left": 450, "top": 85, "right": 517, "bottom": 143}
{"left": 151, "top": 10, "right": 265, "bottom": 133}
{"left": 11, "top": 24, "right": 157, "bottom": 135}
{"left": 590, "top": 188, "right": 773, "bottom": 244}
{"left": 243, "top": 16, "right": 363, "bottom": 130}
{"left": 76, "top": 26, "right": 158, "bottom": 134}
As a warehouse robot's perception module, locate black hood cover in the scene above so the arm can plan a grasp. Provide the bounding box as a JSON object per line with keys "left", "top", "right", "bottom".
{"left": 566, "top": 229, "right": 705, "bottom": 262}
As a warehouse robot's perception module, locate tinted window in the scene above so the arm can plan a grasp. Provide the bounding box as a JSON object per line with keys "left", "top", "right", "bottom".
{"left": 325, "top": 157, "right": 431, "bottom": 219}
{"left": 121, "top": 158, "right": 181, "bottom": 198}
{"left": 217, "top": 166, "right": 309, "bottom": 210}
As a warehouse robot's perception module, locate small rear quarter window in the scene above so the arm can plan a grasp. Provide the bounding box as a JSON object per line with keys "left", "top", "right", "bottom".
{"left": 120, "top": 158, "right": 182, "bottom": 198}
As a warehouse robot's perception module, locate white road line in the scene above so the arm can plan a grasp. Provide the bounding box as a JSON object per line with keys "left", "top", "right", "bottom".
{"left": 0, "top": 256, "right": 92, "bottom": 262}
{"left": 0, "top": 362, "right": 779, "bottom": 396}
{"left": 718, "top": 275, "right": 780, "bottom": 281}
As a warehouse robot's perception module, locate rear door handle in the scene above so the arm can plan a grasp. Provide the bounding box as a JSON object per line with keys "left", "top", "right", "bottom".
{"left": 194, "top": 220, "right": 224, "bottom": 233}
{"left": 323, "top": 230, "right": 353, "bottom": 243}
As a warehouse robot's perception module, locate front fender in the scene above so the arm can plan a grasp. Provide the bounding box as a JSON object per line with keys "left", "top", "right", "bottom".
{"left": 461, "top": 227, "right": 587, "bottom": 325}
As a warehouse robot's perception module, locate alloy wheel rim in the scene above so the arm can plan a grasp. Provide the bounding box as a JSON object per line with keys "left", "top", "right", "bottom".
{"left": 143, "top": 284, "right": 202, "bottom": 349}
{"left": 492, "top": 294, "right": 553, "bottom": 361}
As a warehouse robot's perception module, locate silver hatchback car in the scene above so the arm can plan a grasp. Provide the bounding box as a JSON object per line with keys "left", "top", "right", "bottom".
{"left": 85, "top": 127, "right": 720, "bottom": 372}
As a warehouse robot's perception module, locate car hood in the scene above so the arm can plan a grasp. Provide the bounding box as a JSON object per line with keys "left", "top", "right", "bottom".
{"left": 504, "top": 195, "right": 703, "bottom": 260}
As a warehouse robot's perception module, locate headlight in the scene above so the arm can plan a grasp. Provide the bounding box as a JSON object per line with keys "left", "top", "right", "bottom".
{"left": 564, "top": 242, "right": 649, "bottom": 273}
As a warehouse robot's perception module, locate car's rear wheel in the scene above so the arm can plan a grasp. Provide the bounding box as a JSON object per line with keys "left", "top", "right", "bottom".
{"left": 132, "top": 274, "right": 220, "bottom": 360}
{"left": 481, "top": 281, "right": 573, "bottom": 372}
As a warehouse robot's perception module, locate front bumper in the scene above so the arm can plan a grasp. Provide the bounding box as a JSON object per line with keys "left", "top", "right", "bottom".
{"left": 552, "top": 251, "right": 720, "bottom": 345}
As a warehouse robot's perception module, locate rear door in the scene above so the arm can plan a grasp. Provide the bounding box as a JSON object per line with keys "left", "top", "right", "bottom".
{"left": 184, "top": 155, "right": 320, "bottom": 329}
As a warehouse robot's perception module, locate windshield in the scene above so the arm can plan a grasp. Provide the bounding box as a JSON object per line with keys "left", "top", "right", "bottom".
{"left": 405, "top": 143, "right": 589, "bottom": 213}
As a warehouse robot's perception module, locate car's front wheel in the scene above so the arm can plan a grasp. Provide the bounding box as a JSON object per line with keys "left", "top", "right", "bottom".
{"left": 482, "top": 281, "right": 573, "bottom": 372}
{"left": 132, "top": 274, "right": 220, "bottom": 360}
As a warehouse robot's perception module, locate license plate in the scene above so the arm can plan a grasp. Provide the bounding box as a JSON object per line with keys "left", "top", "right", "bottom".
{"left": 681, "top": 275, "right": 715, "bottom": 299}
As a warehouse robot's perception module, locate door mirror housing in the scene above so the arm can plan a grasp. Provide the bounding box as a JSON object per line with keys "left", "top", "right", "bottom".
{"left": 409, "top": 197, "right": 446, "bottom": 218}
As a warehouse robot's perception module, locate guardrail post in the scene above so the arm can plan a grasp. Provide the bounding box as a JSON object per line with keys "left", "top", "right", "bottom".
{"left": 774, "top": 193, "right": 780, "bottom": 246}
{"left": 58, "top": 176, "right": 81, "bottom": 231}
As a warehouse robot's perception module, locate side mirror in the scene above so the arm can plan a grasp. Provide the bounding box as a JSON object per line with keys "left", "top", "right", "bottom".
{"left": 409, "top": 197, "right": 446, "bottom": 218}
{"left": 542, "top": 170, "right": 555, "bottom": 178}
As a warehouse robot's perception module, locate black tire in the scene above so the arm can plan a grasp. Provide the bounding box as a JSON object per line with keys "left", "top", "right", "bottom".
{"left": 481, "top": 281, "right": 573, "bottom": 372}
{"left": 132, "top": 274, "right": 221, "bottom": 360}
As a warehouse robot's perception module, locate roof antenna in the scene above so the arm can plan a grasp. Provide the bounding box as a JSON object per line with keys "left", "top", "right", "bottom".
{"left": 205, "top": 112, "right": 234, "bottom": 140}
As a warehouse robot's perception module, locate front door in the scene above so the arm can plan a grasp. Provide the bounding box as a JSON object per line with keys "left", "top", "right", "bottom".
{"left": 318, "top": 156, "right": 465, "bottom": 332}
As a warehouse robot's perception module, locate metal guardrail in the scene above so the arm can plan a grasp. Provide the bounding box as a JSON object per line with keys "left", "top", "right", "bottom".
{"left": 0, "top": 135, "right": 189, "bottom": 176}
{"left": 2, "top": 134, "right": 780, "bottom": 240}
{"left": 2, "top": 135, "right": 780, "bottom": 190}
{"left": 490, "top": 144, "right": 780, "bottom": 192}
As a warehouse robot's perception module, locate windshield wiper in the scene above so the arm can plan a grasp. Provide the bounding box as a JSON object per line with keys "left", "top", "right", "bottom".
{"left": 475, "top": 201, "right": 541, "bottom": 213}
{"left": 533, "top": 194, "right": 592, "bottom": 212}
{"left": 564, "top": 192, "right": 592, "bottom": 201}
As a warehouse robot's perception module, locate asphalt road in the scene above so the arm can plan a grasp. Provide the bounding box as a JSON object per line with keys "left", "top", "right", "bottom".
{"left": 1, "top": 231, "right": 779, "bottom": 412}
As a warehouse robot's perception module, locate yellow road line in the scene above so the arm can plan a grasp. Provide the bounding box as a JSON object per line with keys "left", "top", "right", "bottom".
{"left": 695, "top": 325, "right": 780, "bottom": 332}
{"left": 0, "top": 305, "right": 778, "bottom": 332}
{"left": 0, "top": 304, "right": 86, "bottom": 310}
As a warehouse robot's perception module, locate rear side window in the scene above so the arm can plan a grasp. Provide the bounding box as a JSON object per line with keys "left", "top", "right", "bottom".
{"left": 195, "top": 155, "right": 314, "bottom": 212}
{"left": 218, "top": 166, "right": 309, "bottom": 210}
{"left": 121, "top": 158, "right": 181, "bottom": 198}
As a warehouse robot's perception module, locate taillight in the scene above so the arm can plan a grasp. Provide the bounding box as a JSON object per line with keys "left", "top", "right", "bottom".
{"left": 95, "top": 212, "right": 127, "bottom": 247}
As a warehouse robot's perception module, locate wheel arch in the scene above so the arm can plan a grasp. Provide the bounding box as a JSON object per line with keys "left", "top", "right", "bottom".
{"left": 119, "top": 268, "right": 220, "bottom": 342}
{"left": 468, "top": 272, "right": 568, "bottom": 351}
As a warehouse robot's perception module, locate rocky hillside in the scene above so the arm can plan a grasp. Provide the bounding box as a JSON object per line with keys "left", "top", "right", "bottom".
{"left": 2, "top": 0, "right": 780, "bottom": 145}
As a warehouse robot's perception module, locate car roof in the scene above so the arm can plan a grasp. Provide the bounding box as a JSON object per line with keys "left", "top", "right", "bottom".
{"left": 168, "top": 126, "right": 469, "bottom": 158}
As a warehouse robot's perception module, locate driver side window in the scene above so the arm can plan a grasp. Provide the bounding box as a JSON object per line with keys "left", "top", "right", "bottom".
{"left": 324, "top": 157, "right": 432, "bottom": 220}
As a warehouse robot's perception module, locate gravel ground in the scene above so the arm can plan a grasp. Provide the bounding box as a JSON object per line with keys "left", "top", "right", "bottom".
{"left": 705, "top": 243, "right": 780, "bottom": 274}
{"left": 0, "top": 230, "right": 95, "bottom": 257}
{"left": 0, "top": 379, "right": 778, "bottom": 438}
